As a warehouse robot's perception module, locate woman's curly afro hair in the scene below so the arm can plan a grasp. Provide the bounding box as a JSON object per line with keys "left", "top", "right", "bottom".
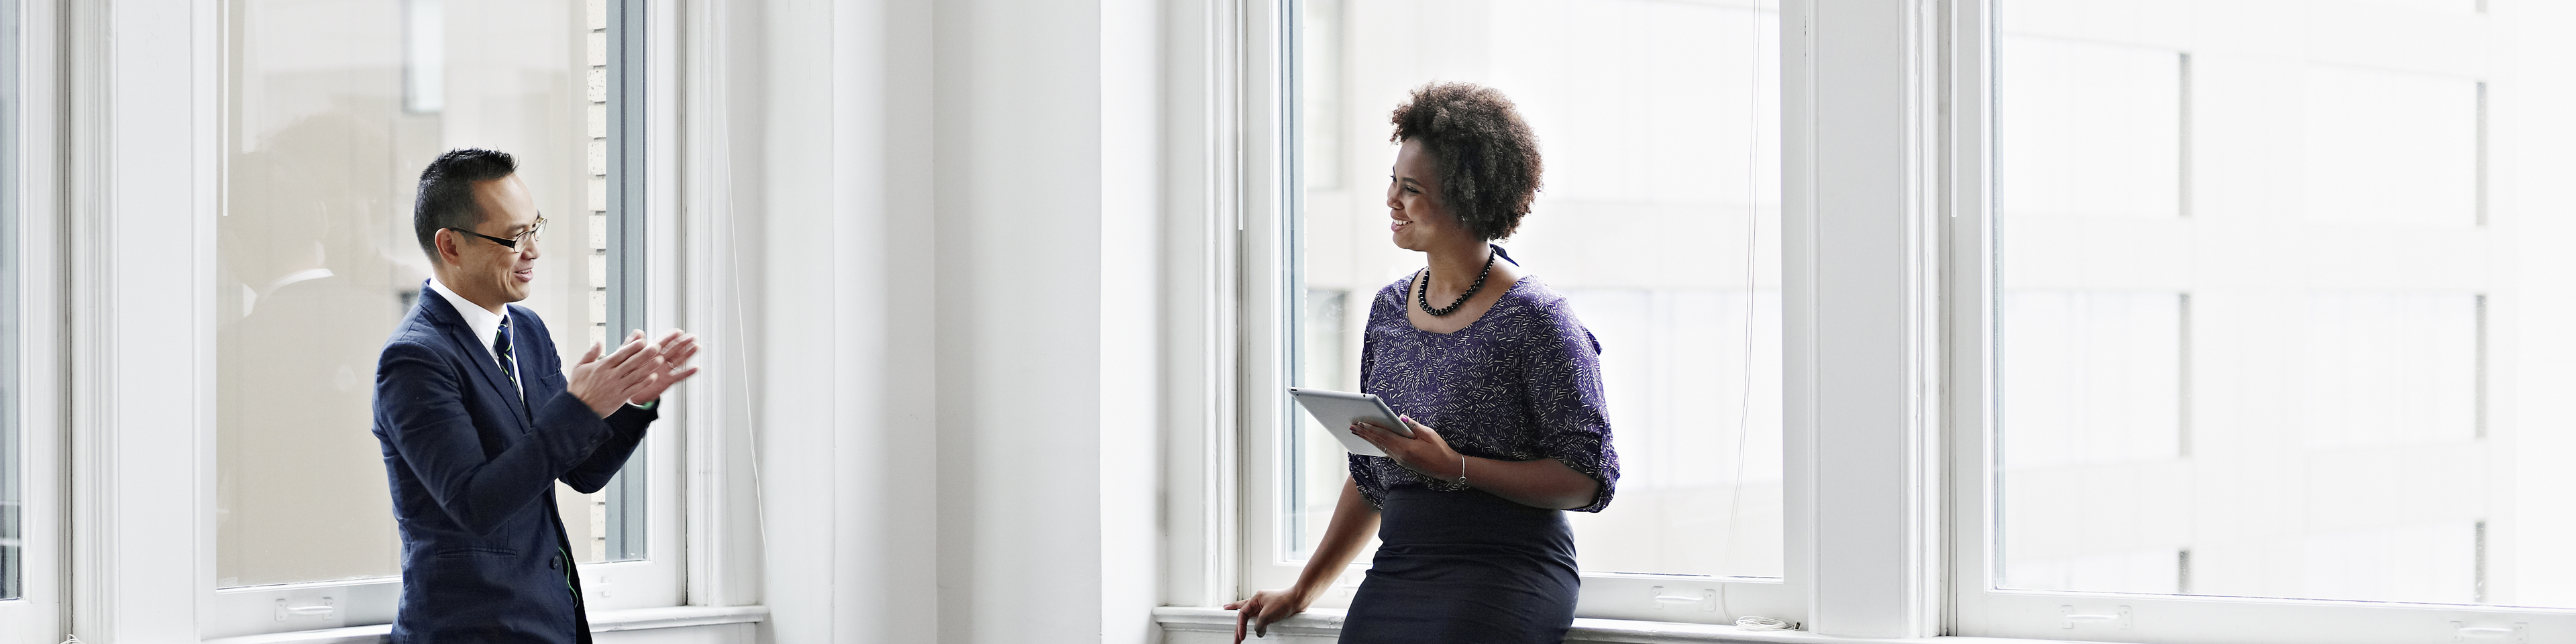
{"left": 1390, "top": 82, "right": 1544, "bottom": 241}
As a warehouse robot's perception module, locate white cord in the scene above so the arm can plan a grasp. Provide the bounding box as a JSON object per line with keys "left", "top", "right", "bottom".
{"left": 1723, "top": 0, "right": 1767, "bottom": 541}
{"left": 708, "top": 0, "right": 775, "bottom": 580}
{"left": 1719, "top": 0, "right": 1768, "bottom": 620}
{"left": 1735, "top": 615, "right": 1794, "bottom": 631}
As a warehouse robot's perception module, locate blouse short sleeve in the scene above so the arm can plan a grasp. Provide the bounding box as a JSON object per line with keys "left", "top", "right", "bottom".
{"left": 1516, "top": 295, "right": 1620, "bottom": 513}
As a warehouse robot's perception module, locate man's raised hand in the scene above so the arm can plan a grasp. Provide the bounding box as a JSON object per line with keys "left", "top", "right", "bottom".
{"left": 626, "top": 329, "right": 701, "bottom": 404}
{"left": 565, "top": 329, "right": 663, "bottom": 417}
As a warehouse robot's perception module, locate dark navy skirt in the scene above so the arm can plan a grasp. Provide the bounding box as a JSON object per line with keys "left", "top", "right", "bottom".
{"left": 1339, "top": 488, "right": 1580, "bottom": 644}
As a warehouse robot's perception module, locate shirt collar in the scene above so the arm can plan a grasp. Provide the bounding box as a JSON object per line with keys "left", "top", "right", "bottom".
{"left": 427, "top": 278, "right": 508, "bottom": 361}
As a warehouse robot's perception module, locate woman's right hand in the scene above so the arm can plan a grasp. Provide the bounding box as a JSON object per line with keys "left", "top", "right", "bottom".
{"left": 1224, "top": 587, "right": 1312, "bottom": 642}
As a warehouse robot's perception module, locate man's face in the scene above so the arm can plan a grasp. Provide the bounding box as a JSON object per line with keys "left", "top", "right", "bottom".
{"left": 441, "top": 174, "right": 544, "bottom": 308}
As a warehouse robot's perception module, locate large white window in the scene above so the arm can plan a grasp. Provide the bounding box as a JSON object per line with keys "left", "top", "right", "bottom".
{"left": 0, "top": 1, "right": 48, "bottom": 639}
{"left": 207, "top": 0, "right": 674, "bottom": 635}
{"left": 1255, "top": 0, "right": 1789, "bottom": 624}
{"left": 0, "top": 0, "right": 19, "bottom": 603}
{"left": 1961, "top": 0, "right": 2576, "bottom": 640}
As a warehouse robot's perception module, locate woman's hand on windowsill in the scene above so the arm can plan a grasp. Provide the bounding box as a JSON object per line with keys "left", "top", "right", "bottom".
{"left": 1224, "top": 586, "right": 1314, "bottom": 643}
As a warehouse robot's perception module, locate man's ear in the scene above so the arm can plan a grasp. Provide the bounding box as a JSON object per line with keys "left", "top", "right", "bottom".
{"left": 433, "top": 228, "right": 463, "bottom": 268}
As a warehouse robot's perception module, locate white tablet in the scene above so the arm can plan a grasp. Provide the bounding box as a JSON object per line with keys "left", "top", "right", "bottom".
{"left": 1288, "top": 387, "right": 1415, "bottom": 458}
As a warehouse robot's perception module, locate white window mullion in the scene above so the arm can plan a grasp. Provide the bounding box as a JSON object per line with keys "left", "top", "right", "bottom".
{"left": 1784, "top": 0, "right": 1947, "bottom": 638}
{"left": 68, "top": 0, "right": 215, "bottom": 640}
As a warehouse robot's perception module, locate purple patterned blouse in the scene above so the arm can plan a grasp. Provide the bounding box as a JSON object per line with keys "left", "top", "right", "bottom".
{"left": 1350, "top": 271, "right": 1621, "bottom": 513}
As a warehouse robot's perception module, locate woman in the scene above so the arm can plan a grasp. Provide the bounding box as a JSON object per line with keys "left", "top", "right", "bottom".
{"left": 1227, "top": 82, "right": 1618, "bottom": 643}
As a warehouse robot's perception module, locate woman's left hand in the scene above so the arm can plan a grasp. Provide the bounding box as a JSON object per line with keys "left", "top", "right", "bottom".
{"left": 1352, "top": 415, "right": 1460, "bottom": 482}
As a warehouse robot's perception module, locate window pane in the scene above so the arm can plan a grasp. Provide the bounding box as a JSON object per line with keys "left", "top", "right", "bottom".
{"left": 1292, "top": 0, "right": 1782, "bottom": 578}
{"left": 217, "top": 0, "right": 624, "bottom": 587}
{"left": 1995, "top": 0, "right": 2562, "bottom": 606}
{"left": 0, "top": 0, "right": 17, "bottom": 602}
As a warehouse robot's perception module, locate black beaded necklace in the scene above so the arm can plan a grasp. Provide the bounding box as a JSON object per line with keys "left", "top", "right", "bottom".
{"left": 1416, "top": 247, "right": 1499, "bottom": 317}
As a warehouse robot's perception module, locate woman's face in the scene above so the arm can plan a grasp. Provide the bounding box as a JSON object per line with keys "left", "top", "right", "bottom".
{"left": 1386, "top": 138, "right": 1474, "bottom": 252}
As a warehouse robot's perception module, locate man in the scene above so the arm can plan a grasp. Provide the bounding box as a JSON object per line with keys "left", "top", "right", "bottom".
{"left": 374, "top": 148, "right": 698, "bottom": 643}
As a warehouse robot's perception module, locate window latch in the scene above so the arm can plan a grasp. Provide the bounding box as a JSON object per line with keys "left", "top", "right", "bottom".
{"left": 2059, "top": 605, "right": 2131, "bottom": 629}
{"left": 2453, "top": 621, "right": 2526, "bottom": 643}
{"left": 274, "top": 597, "right": 335, "bottom": 621}
{"left": 1649, "top": 586, "right": 1717, "bottom": 612}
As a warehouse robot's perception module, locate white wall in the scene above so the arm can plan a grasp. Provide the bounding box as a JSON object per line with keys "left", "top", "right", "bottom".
{"left": 720, "top": 0, "right": 1167, "bottom": 642}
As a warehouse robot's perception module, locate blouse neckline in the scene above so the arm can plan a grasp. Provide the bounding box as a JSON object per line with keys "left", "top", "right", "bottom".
{"left": 1400, "top": 273, "right": 1536, "bottom": 336}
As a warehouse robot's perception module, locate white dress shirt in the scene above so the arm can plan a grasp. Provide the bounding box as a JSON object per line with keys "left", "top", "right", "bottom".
{"left": 427, "top": 278, "right": 521, "bottom": 400}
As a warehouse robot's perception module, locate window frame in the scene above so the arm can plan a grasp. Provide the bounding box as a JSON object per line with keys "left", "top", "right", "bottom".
{"left": 1210, "top": 1, "right": 1972, "bottom": 639}
{"left": 1945, "top": 0, "right": 2576, "bottom": 642}
{"left": 571, "top": 0, "right": 684, "bottom": 610}
{"left": 1234, "top": 0, "right": 1813, "bottom": 627}
{"left": 0, "top": 0, "right": 61, "bottom": 639}
{"left": 184, "top": 0, "right": 688, "bottom": 637}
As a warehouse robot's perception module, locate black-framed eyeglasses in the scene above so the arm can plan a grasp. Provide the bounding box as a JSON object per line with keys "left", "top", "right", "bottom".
{"left": 447, "top": 217, "right": 546, "bottom": 250}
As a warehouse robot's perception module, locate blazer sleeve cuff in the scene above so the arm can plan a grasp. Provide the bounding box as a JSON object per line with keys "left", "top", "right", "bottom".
{"left": 606, "top": 400, "right": 659, "bottom": 433}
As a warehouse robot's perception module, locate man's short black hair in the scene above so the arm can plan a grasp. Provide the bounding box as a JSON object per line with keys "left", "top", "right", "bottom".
{"left": 1389, "top": 82, "right": 1544, "bottom": 241}
{"left": 412, "top": 148, "right": 519, "bottom": 258}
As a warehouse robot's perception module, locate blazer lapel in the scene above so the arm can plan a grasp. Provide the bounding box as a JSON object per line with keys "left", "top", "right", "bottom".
{"left": 418, "top": 289, "right": 535, "bottom": 430}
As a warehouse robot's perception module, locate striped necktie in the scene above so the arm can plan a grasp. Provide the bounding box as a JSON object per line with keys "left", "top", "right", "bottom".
{"left": 495, "top": 319, "right": 521, "bottom": 398}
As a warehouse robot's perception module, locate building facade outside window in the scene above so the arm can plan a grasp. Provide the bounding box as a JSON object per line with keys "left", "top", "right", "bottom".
{"left": 1971, "top": 0, "right": 2576, "bottom": 639}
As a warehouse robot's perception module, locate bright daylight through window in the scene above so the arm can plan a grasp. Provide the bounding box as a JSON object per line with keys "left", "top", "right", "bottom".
{"left": 1290, "top": 0, "right": 1780, "bottom": 600}
{"left": 216, "top": 0, "right": 638, "bottom": 590}
{"left": 1995, "top": 0, "right": 2576, "bottom": 610}
{"left": 0, "top": 0, "right": 17, "bottom": 604}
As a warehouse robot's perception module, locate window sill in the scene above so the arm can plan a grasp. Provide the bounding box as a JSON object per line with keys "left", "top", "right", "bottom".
{"left": 199, "top": 604, "right": 770, "bottom": 644}
{"left": 1152, "top": 606, "right": 2049, "bottom": 644}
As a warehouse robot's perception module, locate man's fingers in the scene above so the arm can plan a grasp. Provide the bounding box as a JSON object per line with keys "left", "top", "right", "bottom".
{"left": 634, "top": 372, "right": 670, "bottom": 399}
{"left": 599, "top": 336, "right": 648, "bottom": 370}
{"left": 602, "top": 356, "right": 661, "bottom": 400}
{"left": 664, "top": 335, "right": 701, "bottom": 365}
{"left": 602, "top": 338, "right": 668, "bottom": 383}
{"left": 658, "top": 343, "right": 699, "bottom": 372}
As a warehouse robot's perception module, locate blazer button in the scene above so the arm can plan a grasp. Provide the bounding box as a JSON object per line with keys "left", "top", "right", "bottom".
{"left": 548, "top": 557, "right": 559, "bottom": 570}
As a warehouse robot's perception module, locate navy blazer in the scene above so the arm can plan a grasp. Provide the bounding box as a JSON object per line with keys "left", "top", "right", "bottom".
{"left": 372, "top": 285, "right": 653, "bottom": 643}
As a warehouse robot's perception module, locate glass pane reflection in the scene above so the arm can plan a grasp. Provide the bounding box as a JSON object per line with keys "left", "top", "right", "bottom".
{"left": 216, "top": 0, "right": 621, "bottom": 587}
